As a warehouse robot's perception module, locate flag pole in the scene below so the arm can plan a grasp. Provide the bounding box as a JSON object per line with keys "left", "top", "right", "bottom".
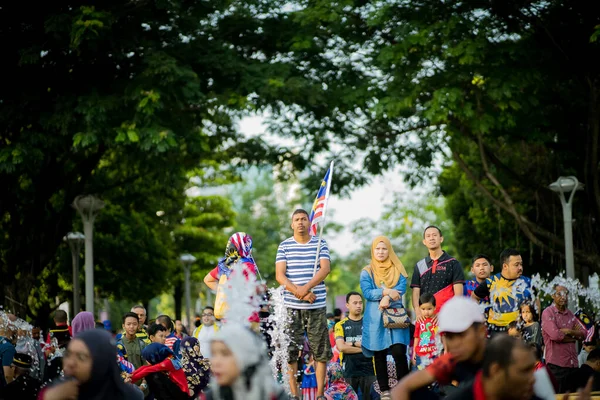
{"left": 312, "top": 160, "right": 334, "bottom": 276}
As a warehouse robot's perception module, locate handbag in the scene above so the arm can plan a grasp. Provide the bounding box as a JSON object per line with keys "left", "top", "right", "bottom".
{"left": 366, "top": 266, "right": 411, "bottom": 329}
{"left": 382, "top": 307, "right": 411, "bottom": 329}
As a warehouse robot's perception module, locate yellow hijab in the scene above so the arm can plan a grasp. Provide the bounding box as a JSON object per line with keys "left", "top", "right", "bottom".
{"left": 365, "top": 236, "right": 408, "bottom": 288}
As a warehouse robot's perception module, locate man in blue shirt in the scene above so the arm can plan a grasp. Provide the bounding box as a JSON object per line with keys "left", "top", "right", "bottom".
{"left": 463, "top": 254, "right": 493, "bottom": 298}
{"left": 276, "top": 209, "right": 332, "bottom": 400}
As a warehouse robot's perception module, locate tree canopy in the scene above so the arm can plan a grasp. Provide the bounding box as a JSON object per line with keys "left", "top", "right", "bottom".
{"left": 0, "top": 0, "right": 291, "bottom": 317}
{"left": 3, "top": 0, "right": 599, "bottom": 320}
{"left": 254, "top": 0, "right": 600, "bottom": 276}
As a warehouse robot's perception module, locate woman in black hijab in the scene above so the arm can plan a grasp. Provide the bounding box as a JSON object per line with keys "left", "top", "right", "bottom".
{"left": 39, "top": 329, "right": 143, "bottom": 400}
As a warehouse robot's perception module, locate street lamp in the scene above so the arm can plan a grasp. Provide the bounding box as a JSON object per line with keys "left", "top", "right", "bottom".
{"left": 72, "top": 195, "right": 105, "bottom": 317}
{"left": 549, "top": 176, "right": 584, "bottom": 281}
{"left": 180, "top": 254, "right": 197, "bottom": 331}
{"left": 64, "top": 232, "right": 85, "bottom": 316}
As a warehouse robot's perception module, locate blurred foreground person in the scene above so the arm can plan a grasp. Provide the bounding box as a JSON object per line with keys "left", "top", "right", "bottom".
{"left": 38, "top": 329, "right": 142, "bottom": 400}
{"left": 200, "top": 323, "right": 284, "bottom": 400}
{"left": 446, "top": 334, "right": 539, "bottom": 399}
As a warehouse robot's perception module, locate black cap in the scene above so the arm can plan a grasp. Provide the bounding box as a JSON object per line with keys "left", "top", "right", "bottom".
{"left": 13, "top": 353, "right": 32, "bottom": 369}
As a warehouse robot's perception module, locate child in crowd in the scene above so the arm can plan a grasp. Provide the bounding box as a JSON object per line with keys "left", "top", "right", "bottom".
{"left": 301, "top": 353, "right": 318, "bottom": 400}
{"left": 578, "top": 341, "right": 597, "bottom": 367}
{"left": 324, "top": 362, "right": 358, "bottom": 400}
{"left": 507, "top": 321, "right": 521, "bottom": 338}
{"left": 412, "top": 294, "right": 438, "bottom": 370}
{"left": 519, "top": 302, "right": 543, "bottom": 346}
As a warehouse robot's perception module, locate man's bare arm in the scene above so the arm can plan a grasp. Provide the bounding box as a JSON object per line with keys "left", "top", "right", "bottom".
{"left": 391, "top": 369, "right": 436, "bottom": 400}
{"left": 276, "top": 261, "right": 298, "bottom": 295}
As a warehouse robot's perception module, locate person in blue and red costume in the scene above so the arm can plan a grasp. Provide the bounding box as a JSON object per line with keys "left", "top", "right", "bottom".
{"left": 203, "top": 232, "right": 260, "bottom": 323}
{"left": 130, "top": 343, "right": 190, "bottom": 400}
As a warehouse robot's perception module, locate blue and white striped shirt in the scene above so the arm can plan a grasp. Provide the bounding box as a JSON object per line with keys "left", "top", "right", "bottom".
{"left": 276, "top": 236, "right": 330, "bottom": 309}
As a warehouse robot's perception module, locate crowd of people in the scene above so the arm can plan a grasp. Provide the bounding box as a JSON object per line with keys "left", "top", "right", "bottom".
{"left": 0, "top": 208, "right": 599, "bottom": 400}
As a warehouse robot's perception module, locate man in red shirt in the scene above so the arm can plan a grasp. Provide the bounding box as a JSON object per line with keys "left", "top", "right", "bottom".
{"left": 541, "top": 284, "right": 585, "bottom": 393}
{"left": 411, "top": 226, "right": 464, "bottom": 319}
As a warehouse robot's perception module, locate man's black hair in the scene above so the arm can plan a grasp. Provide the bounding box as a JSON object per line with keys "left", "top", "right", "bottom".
{"left": 54, "top": 310, "right": 68, "bottom": 323}
{"left": 122, "top": 312, "right": 139, "bottom": 325}
{"left": 423, "top": 225, "right": 442, "bottom": 238}
{"left": 346, "top": 291, "right": 362, "bottom": 303}
{"left": 471, "top": 254, "right": 492, "bottom": 266}
{"left": 203, "top": 306, "right": 214, "bottom": 312}
{"left": 482, "top": 334, "right": 529, "bottom": 377}
{"left": 292, "top": 209, "right": 309, "bottom": 218}
{"left": 499, "top": 248, "right": 520, "bottom": 266}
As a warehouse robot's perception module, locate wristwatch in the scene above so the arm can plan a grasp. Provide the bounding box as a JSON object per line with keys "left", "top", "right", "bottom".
{"left": 351, "top": 340, "right": 356, "bottom": 347}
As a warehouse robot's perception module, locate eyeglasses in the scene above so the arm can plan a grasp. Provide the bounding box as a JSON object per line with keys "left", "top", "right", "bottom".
{"left": 201, "top": 313, "right": 214, "bottom": 317}
{"left": 555, "top": 290, "right": 569, "bottom": 297}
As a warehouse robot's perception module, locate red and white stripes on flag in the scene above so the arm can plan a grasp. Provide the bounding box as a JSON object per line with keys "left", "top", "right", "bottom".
{"left": 309, "top": 161, "right": 334, "bottom": 237}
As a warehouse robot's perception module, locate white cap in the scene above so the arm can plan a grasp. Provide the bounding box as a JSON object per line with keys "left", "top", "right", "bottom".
{"left": 438, "top": 297, "right": 485, "bottom": 333}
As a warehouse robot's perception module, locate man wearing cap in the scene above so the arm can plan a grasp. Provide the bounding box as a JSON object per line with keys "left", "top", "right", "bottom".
{"left": 1, "top": 353, "right": 41, "bottom": 399}
{"left": 392, "top": 297, "right": 487, "bottom": 399}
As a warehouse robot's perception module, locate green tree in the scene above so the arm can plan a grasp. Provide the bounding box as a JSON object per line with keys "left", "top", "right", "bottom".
{"left": 255, "top": 0, "right": 600, "bottom": 277}
{"left": 170, "top": 195, "right": 235, "bottom": 320}
{"left": 0, "top": 0, "right": 296, "bottom": 317}
{"left": 227, "top": 167, "right": 302, "bottom": 284}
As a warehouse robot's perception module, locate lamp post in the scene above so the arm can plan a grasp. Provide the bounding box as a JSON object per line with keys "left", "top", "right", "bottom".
{"left": 72, "top": 195, "right": 105, "bottom": 316}
{"left": 549, "top": 176, "right": 583, "bottom": 281}
{"left": 180, "top": 254, "right": 197, "bottom": 331}
{"left": 64, "top": 232, "right": 85, "bottom": 316}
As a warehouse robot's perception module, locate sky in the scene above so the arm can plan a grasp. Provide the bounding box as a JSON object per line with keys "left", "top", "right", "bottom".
{"left": 237, "top": 116, "right": 414, "bottom": 255}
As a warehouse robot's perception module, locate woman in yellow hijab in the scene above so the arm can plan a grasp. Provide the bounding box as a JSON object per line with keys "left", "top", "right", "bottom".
{"left": 359, "top": 236, "right": 410, "bottom": 400}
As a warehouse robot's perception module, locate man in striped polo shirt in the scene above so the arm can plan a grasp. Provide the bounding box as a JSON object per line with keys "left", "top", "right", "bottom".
{"left": 276, "top": 209, "right": 332, "bottom": 400}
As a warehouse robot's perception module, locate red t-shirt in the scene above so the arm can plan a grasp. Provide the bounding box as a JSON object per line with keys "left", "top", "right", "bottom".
{"left": 414, "top": 318, "right": 438, "bottom": 357}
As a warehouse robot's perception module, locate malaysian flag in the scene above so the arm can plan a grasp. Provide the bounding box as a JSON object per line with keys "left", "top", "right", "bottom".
{"left": 575, "top": 309, "right": 596, "bottom": 342}
{"left": 309, "top": 161, "right": 334, "bottom": 236}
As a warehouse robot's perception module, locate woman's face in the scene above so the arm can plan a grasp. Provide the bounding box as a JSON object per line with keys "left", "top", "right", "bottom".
{"left": 374, "top": 241, "right": 389, "bottom": 262}
{"left": 210, "top": 341, "right": 240, "bottom": 387}
{"left": 62, "top": 339, "right": 92, "bottom": 383}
